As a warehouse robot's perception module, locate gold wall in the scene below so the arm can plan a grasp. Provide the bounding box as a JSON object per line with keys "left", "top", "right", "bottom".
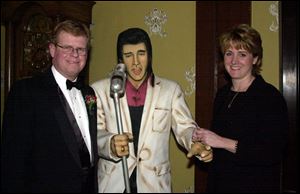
{"left": 252, "top": 1, "right": 280, "bottom": 88}
{"left": 0, "top": 1, "right": 279, "bottom": 192}
{"left": 89, "top": 1, "right": 280, "bottom": 191}
{"left": 89, "top": 2, "right": 196, "bottom": 192}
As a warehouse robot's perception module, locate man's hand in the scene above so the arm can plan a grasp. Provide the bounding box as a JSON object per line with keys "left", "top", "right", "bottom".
{"left": 111, "top": 132, "right": 133, "bottom": 157}
{"left": 187, "top": 142, "right": 213, "bottom": 162}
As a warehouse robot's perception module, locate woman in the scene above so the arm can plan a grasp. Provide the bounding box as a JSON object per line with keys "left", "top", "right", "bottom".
{"left": 193, "top": 24, "right": 289, "bottom": 193}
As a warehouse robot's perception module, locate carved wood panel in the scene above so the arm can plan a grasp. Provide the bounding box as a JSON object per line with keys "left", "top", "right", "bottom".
{"left": 1, "top": 1, "right": 95, "bottom": 98}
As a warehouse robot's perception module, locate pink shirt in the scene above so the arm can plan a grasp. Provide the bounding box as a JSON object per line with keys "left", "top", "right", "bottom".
{"left": 126, "top": 76, "right": 149, "bottom": 107}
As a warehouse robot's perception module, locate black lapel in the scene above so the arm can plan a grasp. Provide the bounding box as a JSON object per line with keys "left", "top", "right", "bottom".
{"left": 42, "top": 69, "right": 81, "bottom": 167}
{"left": 81, "top": 86, "right": 98, "bottom": 165}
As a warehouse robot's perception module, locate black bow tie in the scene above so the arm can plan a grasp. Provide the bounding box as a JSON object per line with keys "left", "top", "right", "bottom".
{"left": 66, "top": 79, "right": 83, "bottom": 90}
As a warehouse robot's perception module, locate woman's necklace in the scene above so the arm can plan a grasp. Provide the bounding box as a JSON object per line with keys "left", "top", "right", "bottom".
{"left": 227, "top": 92, "right": 239, "bottom": 109}
{"left": 227, "top": 76, "right": 255, "bottom": 109}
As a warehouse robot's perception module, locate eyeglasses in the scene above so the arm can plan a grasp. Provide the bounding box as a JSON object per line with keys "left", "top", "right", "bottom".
{"left": 55, "top": 43, "right": 87, "bottom": 56}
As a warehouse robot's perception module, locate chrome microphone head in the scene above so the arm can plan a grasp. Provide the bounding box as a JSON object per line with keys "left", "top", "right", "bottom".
{"left": 110, "top": 63, "right": 127, "bottom": 98}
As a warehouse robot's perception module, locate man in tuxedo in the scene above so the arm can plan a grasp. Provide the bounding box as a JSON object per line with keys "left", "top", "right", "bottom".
{"left": 1, "top": 20, "right": 98, "bottom": 193}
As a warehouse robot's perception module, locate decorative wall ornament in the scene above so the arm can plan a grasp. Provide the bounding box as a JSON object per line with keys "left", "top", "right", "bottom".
{"left": 184, "top": 65, "right": 195, "bottom": 96}
{"left": 144, "top": 8, "right": 167, "bottom": 37}
{"left": 269, "top": 1, "right": 279, "bottom": 32}
{"left": 184, "top": 185, "right": 194, "bottom": 193}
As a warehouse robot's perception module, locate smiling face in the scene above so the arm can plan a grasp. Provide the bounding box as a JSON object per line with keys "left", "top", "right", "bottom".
{"left": 122, "top": 43, "right": 148, "bottom": 88}
{"left": 223, "top": 43, "right": 258, "bottom": 81}
{"left": 219, "top": 24, "right": 263, "bottom": 77}
{"left": 49, "top": 31, "right": 88, "bottom": 81}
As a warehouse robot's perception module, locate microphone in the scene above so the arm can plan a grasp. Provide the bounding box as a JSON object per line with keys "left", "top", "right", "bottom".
{"left": 110, "top": 63, "right": 127, "bottom": 98}
{"left": 109, "top": 63, "right": 131, "bottom": 192}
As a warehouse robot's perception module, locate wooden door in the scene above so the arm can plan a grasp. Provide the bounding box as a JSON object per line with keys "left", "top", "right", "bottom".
{"left": 280, "top": 1, "right": 298, "bottom": 193}
{"left": 195, "top": 1, "right": 251, "bottom": 192}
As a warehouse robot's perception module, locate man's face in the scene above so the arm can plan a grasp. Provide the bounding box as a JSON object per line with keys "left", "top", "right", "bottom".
{"left": 122, "top": 43, "right": 148, "bottom": 88}
{"left": 49, "top": 31, "right": 88, "bottom": 81}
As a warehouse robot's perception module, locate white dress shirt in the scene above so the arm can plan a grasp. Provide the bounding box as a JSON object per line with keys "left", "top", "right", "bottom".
{"left": 52, "top": 66, "right": 92, "bottom": 161}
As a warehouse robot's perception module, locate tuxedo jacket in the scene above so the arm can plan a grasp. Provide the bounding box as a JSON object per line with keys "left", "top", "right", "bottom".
{"left": 92, "top": 76, "right": 197, "bottom": 193}
{"left": 1, "top": 68, "right": 98, "bottom": 192}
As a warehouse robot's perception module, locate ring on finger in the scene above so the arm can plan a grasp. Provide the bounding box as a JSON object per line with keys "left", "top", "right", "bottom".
{"left": 121, "top": 146, "right": 125, "bottom": 152}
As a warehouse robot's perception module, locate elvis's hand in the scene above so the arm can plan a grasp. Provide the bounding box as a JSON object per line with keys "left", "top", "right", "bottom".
{"left": 111, "top": 132, "right": 133, "bottom": 157}
{"left": 187, "top": 142, "right": 213, "bottom": 162}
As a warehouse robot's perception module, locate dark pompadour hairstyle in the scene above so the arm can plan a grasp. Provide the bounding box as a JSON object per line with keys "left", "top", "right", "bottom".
{"left": 117, "top": 28, "right": 154, "bottom": 86}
